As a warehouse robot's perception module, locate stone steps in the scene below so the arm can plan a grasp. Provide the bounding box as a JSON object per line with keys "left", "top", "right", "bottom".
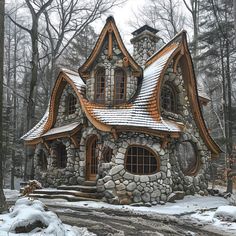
{"left": 28, "top": 193, "right": 101, "bottom": 202}
{"left": 32, "top": 189, "right": 100, "bottom": 199}
{"left": 57, "top": 185, "right": 97, "bottom": 193}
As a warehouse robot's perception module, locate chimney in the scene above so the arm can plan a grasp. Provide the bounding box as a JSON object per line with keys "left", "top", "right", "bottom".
{"left": 131, "top": 25, "right": 160, "bottom": 68}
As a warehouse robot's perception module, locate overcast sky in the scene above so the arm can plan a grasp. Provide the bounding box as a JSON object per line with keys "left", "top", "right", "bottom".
{"left": 93, "top": 0, "right": 146, "bottom": 51}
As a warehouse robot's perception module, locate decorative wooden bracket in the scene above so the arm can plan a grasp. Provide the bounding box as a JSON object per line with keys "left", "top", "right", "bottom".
{"left": 70, "top": 134, "right": 80, "bottom": 148}
{"left": 123, "top": 57, "right": 129, "bottom": 67}
{"left": 111, "top": 127, "right": 118, "bottom": 140}
{"left": 42, "top": 139, "right": 50, "bottom": 151}
{"left": 161, "top": 136, "right": 169, "bottom": 149}
{"left": 108, "top": 27, "right": 113, "bottom": 60}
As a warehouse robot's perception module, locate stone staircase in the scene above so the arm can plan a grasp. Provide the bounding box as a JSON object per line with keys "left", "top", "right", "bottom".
{"left": 29, "top": 181, "right": 102, "bottom": 202}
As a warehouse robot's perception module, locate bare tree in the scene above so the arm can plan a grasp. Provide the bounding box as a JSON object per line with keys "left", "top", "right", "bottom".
{"left": 129, "top": 0, "right": 186, "bottom": 40}
{"left": 182, "top": 0, "right": 199, "bottom": 71}
{"left": 0, "top": 0, "right": 7, "bottom": 212}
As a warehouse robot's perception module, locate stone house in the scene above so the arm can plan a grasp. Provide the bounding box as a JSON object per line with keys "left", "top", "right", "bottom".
{"left": 22, "top": 17, "right": 221, "bottom": 204}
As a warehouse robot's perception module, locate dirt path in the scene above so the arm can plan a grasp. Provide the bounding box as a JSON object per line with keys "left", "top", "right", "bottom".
{"left": 48, "top": 205, "right": 224, "bottom": 236}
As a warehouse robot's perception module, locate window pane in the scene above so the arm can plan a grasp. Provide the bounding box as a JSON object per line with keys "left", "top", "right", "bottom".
{"left": 161, "top": 84, "right": 176, "bottom": 112}
{"left": 125, "top": 146, "right": 158, "bottom": 175}
{"left": 95, "top": 68, "right": 105, "bottom": 103}
{"left": 114, "top": 68, "right": 126, "bottom": 104}
{"left": 68, "top": 94, "right": 77, "bottom": 115}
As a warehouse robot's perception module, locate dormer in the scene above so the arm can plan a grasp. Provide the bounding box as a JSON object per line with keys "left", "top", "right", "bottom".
{"left": 79, "top": 16, "right": 142, "bottom": 106}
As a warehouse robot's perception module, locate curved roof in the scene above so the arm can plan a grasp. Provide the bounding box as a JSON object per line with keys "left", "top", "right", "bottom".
{"left": 22, "top": 28, "right": 221, "bottom": 156}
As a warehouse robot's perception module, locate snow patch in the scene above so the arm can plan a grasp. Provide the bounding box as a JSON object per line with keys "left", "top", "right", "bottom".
{"left": 214, "top": 205, "right": 236, "bottom": 222}
{"left": 0, "top": 197, "right": 95, "bottom": 236}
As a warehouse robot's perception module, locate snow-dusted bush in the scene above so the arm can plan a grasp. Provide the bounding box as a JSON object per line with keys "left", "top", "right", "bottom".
{"left": 214, "top": 205, "right": 236, "bottom": 222}
{"left": 0, "top": 197, "right": 95, "bottom": 236}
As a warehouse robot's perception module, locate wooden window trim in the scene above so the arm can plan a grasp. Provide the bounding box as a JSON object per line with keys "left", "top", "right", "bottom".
{"left": 161, "top": 83, "right": 177, "bottom": 113}
{"left": 114, "top": 68, "right": 126, "bottom": 105}
{"left": 177, "top": 141, "right": 200, "bottom": 176}
{"left": 94, "top": 67, "right": 106, "bottom": 104}
{"left": 125, "top": 145, "right": 160, "bottom": 175}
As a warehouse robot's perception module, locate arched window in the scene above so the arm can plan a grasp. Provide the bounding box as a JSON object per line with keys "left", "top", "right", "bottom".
{"left": 56, "top": 143, "right": 67, "bottom": 168}
{"left": 67, "top": 93, "right": 77, "bottom": 115}
{"left": 125, "top": 146, "right": 159, "bottom": 175}
{"left": 95, "top": 67, "right": 105, "bottom": 103}
{"left": 161, "top": 84, "right": 176, "bottom": 112}
{"left": 176, "top": 141, "right": 199, "bottom": 175}
{"left": 103, "top": 147, "right": 113, "bottom": 163}
{"left": 86, "top": 136, "right": 99, "bottom": 180}
{"left": 114, "top": 68, "right": 126, "bottom": 104}
{"left": 38, "top": 150, "right": 48, "bottom": 171}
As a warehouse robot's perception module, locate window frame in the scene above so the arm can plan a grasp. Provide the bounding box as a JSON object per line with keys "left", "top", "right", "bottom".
{"left": 160, "top": 83, "right": 177, "bottom": 113}
{"left": 94, "top": 67, "right": 106, "bottom": 104}
{"left": 114, "top": 67, "right": 126, "bottom": 105}
{"left": 67, "top": 93, "right": 77, "bottom": 115}
{"left": 176, "top": 141, "right": 200, "bottom": 176}
{"left": 56, "top": 143, "right": 67, "bottom": 169}
{"left": 125, "top": 145, "right": 160, "bottom": 175}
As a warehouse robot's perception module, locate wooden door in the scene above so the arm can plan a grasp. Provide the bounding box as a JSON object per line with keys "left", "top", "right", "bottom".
{"left": 86, "top": 136, "right": 98, "bottom": 180}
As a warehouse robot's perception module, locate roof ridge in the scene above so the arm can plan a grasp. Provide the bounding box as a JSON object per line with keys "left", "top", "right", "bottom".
{"left": 145, "top": 30, "right": 186, "bottom": 67}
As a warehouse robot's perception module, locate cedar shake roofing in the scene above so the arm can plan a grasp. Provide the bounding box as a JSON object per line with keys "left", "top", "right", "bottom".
{"left": 21, "top": 18, "right": 221, "bottom": 156}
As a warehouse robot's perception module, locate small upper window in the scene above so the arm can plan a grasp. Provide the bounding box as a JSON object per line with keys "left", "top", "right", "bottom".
{"left": 161, "top": 84, "right": 176, "bottom": 112}
{"left": 114, "top": 68, "right": 126, "bottom": 104}
{"left": 125, "top": 146, "right": 159, "bottom": 175}
{"left": 95, "top": 67, "right": 105, "bottom": 103}
{"left": 68, "top": 94, "right": 77, "bottom": 115}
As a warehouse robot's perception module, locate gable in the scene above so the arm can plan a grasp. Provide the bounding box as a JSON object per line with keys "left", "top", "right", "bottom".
{"left": 79, "top": 16, "right": 142, "bottom": 80}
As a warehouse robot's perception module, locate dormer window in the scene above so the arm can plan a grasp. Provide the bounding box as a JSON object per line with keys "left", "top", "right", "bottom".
{"left": 68, "top": 94, "right": 77, "bottom": 115}
{"left": 161, "top": 84, "right": 176, "bottom": 112}
{"left": 114, "top": 68, "right": 126, "bottom": 104}
{"left": 95, "top": 67, "right": 105, "bottom": 103}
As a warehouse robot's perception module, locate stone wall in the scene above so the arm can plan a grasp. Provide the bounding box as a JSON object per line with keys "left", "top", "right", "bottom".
{"left": 131, "top": 32, "right": 159, "bottom": 68}
{"left": 161, "top": 63, "right": 210, "bottom": 195}
{"left": 55, "top": 84, "right": 83, "bottom": 127}
{"left": 96, "top": 133, "right": 172, "bottom": 205}
{"left": 86, "top": 38, "right": 138, "bottom": 105}
{"left": 34, "top": 138, "right": 84, "bottom": 187}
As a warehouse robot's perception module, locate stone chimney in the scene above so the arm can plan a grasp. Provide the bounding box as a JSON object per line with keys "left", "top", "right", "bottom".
{"left": 130, "top": 25, "right": 160, "bottom": 68}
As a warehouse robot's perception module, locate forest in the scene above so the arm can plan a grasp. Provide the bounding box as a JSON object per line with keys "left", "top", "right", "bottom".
{"left": 0, "top": 0, "right": 235, "bottom": 212}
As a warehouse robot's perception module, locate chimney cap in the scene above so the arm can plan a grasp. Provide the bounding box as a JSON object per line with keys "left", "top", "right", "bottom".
{"left": 132, "top": 25, "right": 158, "bottom": 36}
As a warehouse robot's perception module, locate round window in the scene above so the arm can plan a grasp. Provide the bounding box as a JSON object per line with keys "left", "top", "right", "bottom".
{"left": 176, "top": 141, "right": 198, "bottom": 175}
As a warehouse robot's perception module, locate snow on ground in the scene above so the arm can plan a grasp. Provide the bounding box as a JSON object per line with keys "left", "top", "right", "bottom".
{"left": 42, "top": 195, "right": 229, "bottom": 216}
{"left": 0, "top": 197, "right": 95, "bottom": 236}
{"left": 3, "top": 189, "right": 20, "bottom": 202}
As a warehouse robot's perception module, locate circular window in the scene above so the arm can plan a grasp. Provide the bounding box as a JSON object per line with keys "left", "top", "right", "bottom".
{"left": 176, "top": 141, "right": 198, "bottom": 175}
{"left": 125, "top": 146, "right": 159, "bottom": 175}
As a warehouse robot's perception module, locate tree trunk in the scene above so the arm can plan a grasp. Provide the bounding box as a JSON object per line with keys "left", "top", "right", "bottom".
{"left": 0, "top": 0, "right": 7, "bottom": 212}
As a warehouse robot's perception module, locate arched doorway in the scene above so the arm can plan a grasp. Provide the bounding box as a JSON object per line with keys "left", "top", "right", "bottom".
{"left": 86, "top": 135, "right": 99, "bottom": 180}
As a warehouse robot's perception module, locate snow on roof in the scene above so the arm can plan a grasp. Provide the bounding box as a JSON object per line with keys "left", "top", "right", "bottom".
{"left": 92, "top": 45, "right": 182, "bottom": 132}
{"left": 21, "top": 105, "right": 50, "bottom": 141}
{"left": 22, "top": 69, "right": 85, "bottom": 142}
{"left": 42, "top": 122, "right": 80, "bottom": 137}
